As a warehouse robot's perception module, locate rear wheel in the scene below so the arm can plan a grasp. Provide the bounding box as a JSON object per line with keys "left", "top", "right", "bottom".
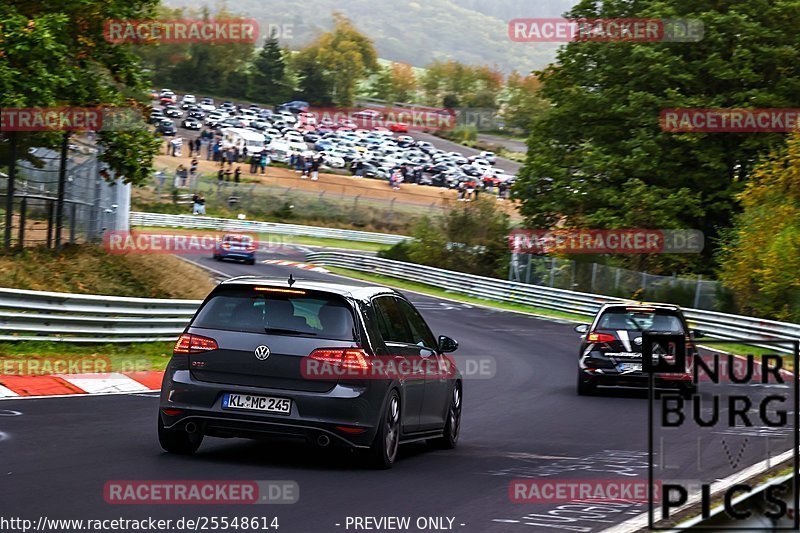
{"left": 158, "top": 418, "right": 203, "bottom": 455}
{"left": 577, "top": 372, "right": 596, "bottom": 396}
{"left": 432, "top": 383, "right": 461, "bottom": 449}
{"left": 246, "top": 259, "right": 256, "bottom": 265}
{"left": 367, "top": 391, "right": 400, "bottom": 469}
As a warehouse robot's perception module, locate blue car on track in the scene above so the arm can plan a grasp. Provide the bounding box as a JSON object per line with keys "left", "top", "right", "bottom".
{"left": 213, "top": 234, "right": 256, "bottom": 265}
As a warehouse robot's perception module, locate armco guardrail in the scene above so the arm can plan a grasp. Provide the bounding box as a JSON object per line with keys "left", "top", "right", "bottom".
{"left": 0, "top": 288, "right": 201, "bottom": 342}
{"left": 306, "top": 251, "right": 800, "bottom": 353}
{"left": 130, "top": 212, "right": 411, "bottom": 245}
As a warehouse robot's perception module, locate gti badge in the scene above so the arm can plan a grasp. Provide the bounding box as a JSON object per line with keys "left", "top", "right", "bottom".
{"left": 633, "top": 336, "right": 643, "bottom": 346}
{"left": 254, "top": 345, "right": 271, "bottom": 360}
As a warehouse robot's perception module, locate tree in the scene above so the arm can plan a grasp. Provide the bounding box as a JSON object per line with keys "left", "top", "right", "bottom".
{"left": 514, "top": 0, "right": 800, "bottom": 273}
{"left": 718, "top": 132, "right": 800, "bottom": 321}
{"left": 370, "top": 62, "right": 417, "bottom": 103}
{"left": 1, "top": 0, "right": 161, "bottom": 186}
{"left": 420, "top": 60, "right": 501, "bottom": 109}
{"left": 380, "top": 198, "right": 510, "bottom": 278}
{"left": 501, "top": 71, "right": 549, "bottom": 133}
{"left": 295, "top": 13, "right": 378, "bottom": 106}
{"left": 250, "top": 30, "right": 291, "bottom": 103}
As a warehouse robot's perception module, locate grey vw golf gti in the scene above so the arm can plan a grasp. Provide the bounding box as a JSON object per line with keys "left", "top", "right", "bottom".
{"left": 158, "top": 276, "right": 462, "bottom": 468}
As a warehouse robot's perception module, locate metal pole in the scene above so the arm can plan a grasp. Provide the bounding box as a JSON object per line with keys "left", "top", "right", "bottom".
{"left": 54, "top": 132, "right": 70, "bottom": 248}
{"left": 591, "top": 262, "right": 598, "bottom": 292}
{"left": 17, "top": 197, "right": 26, "bottom": 248}
{"left": 69, "top": 202, "right": 77, "bottom": 243}
{"left": 46, "top": 200, "right": 54, "bottom": 248}
{"left": 4, "top": 132, "right": 17, "bottom": 250}
{"left": 694, "top": 275, "right": 703, "bottom": 308}
{"left": 525, "top": 254, "right": 532, "bottom": 284}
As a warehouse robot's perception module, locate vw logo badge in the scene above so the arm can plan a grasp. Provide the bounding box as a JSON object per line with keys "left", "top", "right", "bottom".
{"left": 633, "top": 336, "right": 643, "bottom": 346}
{"left": 254, "top": 345, "right": 271, "bottom": 360}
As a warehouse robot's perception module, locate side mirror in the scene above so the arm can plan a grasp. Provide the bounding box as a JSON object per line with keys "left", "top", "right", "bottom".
{"left": 438, "top": 335, "right": 458, "bottom": 353}
{"left": 574, "top": 324, "right": 589, "bottom": 334}
{"left": 692, "top": 329, "right": 706, "bottom": 339}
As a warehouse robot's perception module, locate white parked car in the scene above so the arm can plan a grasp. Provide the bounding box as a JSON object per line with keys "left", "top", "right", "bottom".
{"left": 319, "top": 152, "right": 345, "bottom": 168}
{"left": 267, "top": 141, "right": 291, "bottom": 162}
{"left": 480, "top": 151, "right": 497, "bottom": 164}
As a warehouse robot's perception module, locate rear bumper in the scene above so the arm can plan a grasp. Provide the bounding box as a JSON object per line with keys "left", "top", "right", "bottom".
{"left": 215, "top": 250, "right": 255, "bottom": 261}
{"left": 159, "top": 370, "right": 387, "bottom": 448}
{"left": 580, "top": 369, "right": 693, "bottom": 389}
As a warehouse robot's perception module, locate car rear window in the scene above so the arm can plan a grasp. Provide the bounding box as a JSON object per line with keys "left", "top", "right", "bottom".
{"left": 192, "top": 287, "right": 355, "bottom": 340}
{"left": 597, "top": 309, "right": 685, "bottom": 333}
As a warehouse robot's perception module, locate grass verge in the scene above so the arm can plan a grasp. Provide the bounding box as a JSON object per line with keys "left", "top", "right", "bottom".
{"left": 0, "top": 244, "right": 215, "bottom": 298}
{"left": 129, "top": 226, "right": 394, "bottom": 253}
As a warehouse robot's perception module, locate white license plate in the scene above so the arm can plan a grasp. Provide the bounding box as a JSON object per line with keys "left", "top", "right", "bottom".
{"left": 222, "top": 393, "right": 292, "bottom": 414}
{"left": 618, "top": 362, "right": 642, "bottom": 372}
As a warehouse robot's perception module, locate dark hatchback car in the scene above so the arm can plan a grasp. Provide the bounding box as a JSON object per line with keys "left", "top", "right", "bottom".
{"left": 158, "top": 277, "right": 462, "bottom": 468}
{"left": 574, "top": 303, "right": 702, "bottom": 396}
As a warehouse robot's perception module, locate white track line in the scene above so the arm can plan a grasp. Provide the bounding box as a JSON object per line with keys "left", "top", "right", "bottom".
{"left": 58, "top": 373, "right": 151, "bottom": 394}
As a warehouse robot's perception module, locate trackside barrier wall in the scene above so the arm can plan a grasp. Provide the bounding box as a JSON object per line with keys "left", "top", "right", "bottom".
{"left": 305, "top": 251, "right": 800, "bottom": 354}
{"left": 129, "top": 212, "right": 410, "bottom": 245}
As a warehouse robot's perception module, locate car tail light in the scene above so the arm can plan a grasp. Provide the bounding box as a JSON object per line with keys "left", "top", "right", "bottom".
{"left": 309, "top": 348, "right": 370, "bottom": 370}
{"left": 174, "top": 333, "right": 218, "bottom": 354}
{"left": 245, "top": 242, "right": 256, "bottom": 252}
{"left": 587, "top": 332, "right": 616, "bottom": 343}
{"left": 221, "top": 242, "right": 231, "bottom": 250}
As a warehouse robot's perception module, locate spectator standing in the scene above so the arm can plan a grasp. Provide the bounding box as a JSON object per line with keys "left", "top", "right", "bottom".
{"left": 249, "top": 153, "right": 258, "bottom": 174}
{"left": 191, "top": 193, "right": 206, "bottom": 215}
{"left": 234, "top": 166, "right": 241, "bottom": 184}
{"left": 310, "top": 155, "right": 320, "bottom": 181}
{"left": 259, "top": 152, "right": 270, "bottom": 175}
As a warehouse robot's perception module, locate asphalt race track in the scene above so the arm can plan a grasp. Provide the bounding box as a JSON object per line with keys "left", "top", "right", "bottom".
{"left": 0, "top": 247, "right": 793, "bottom": 533}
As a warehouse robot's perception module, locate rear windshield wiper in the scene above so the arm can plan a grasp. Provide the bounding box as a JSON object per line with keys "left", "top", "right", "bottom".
{"left": 264, "top": 327, "right": 317, "bottom": 336}
{"left": 625, "top": 317, "right": 645, "bottom": 331}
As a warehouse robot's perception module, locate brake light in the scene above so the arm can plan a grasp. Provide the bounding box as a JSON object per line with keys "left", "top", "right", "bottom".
{"left": 309, "top": 348, "right": 370, "bottom": 370}
{"left": 245, "top": 242, "right": 257, "bottom": 252}
{"left": 587, "top": 332, "right": 616, "bottom": 343}
{"left": 221, "top": 242, "right": 231, "bottom": 250}
{"left": 174, "top": 333, "right": 218, "bottom": 354}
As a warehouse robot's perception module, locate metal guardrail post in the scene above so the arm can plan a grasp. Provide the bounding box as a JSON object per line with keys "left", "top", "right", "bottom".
{"left": 17, "top": 197, "right": 26, "bottom": 248}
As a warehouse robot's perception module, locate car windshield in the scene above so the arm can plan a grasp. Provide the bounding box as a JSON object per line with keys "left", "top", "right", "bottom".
{"left": 597, "top": 310, "right": 685, "bottom": 333}
{"left": 192, "top": 287, "right": 356, "bottom": 340}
